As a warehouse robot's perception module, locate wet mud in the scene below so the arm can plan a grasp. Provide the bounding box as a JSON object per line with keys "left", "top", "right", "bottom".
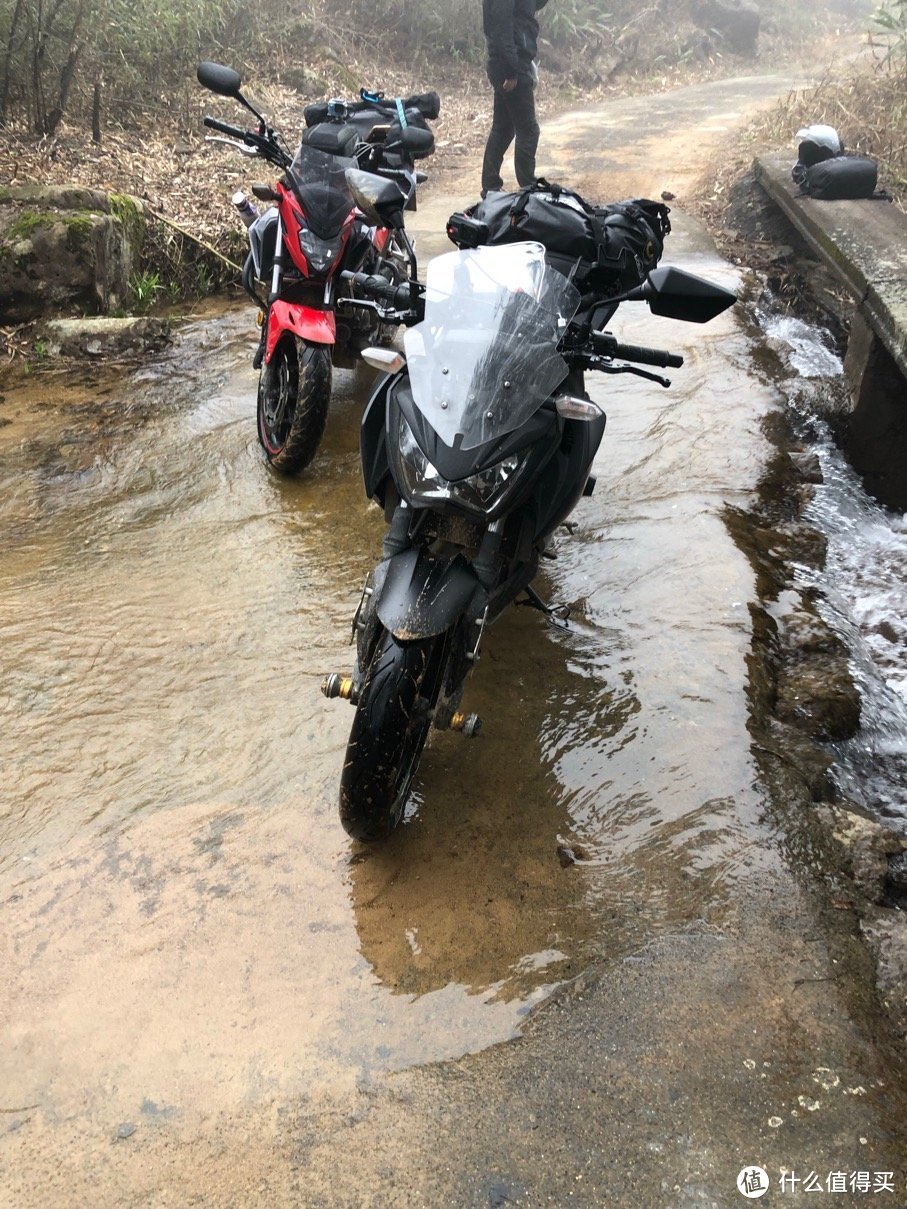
{"left": 2, "top": 70, "right": 905, "bottom": 1206}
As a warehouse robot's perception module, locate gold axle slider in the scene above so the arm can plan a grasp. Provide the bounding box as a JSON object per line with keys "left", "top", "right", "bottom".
{"left": 321, "top": 674, "right": 358, "bottom": 703}
{"left": 449, "top": 712, "right": 482, "bottom": 738}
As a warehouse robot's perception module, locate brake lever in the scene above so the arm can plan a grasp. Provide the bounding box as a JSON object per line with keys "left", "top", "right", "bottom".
{"left": 338, "top": 297, "right": 419, "bottom": 327}
{"left": 337, "top": 297, "right": 381, "bottom": 313}
{"left": 593, "top": 359, "right": 672, "bottom": 388}
{"left": 204, "top": 135, "right": 259, "bottom": 157}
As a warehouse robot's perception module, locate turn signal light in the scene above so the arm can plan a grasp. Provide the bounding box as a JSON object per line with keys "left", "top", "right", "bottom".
{"left": 555, "top": 394, "right": 604, "bottom": 422}
{"left": 361, "top": 348, "right": 406, "bottom": 373}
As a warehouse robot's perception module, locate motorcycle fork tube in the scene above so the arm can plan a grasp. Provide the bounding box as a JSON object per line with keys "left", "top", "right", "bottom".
{"left": 268, "top": 223, "right": 284, "bottom": 305}
{"left": 473, "top": 518, "right": 506, "bottom": 588}
{"left": 382, "top": 500, "right": 411, "bottom": 558}
{"left": 397, "top": 229, "right": 418, "bottom": 282}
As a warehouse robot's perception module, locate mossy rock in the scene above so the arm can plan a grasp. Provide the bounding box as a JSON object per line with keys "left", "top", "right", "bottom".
{"left": 0, "top": 187, "right": 148, "bottom": 322}
{"left": 0, "top": 183, "right": 114, "bottom": 213}
{"left": 109, "top": 193, "right": 146, "bottom": 255}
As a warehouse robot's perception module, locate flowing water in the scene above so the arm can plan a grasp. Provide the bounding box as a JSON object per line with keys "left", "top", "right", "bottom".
{"left": 0, "top": 228, "right": 787, "bottom": 1137}
{"left": 758, "top": 304, "right": 907, "bottom": 829}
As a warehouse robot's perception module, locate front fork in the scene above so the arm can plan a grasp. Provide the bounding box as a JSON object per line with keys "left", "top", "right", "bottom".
{"left": 252, "top": 222, "right": 286, "bottom": 370}
{"left": 322, "top": 507, "right": 502, "bottom": 737}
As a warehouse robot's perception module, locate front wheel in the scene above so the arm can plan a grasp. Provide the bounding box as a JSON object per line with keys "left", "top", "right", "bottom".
{"left": 339, "top": 628, "right": 450, "bottom": 841}
{"left": 257, "top": 336, "right": 332, "bottom": 475}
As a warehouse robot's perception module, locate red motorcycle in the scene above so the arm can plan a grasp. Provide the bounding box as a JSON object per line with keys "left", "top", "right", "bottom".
{"left": 197, "top": 62, "right": 435, "bottom": 475}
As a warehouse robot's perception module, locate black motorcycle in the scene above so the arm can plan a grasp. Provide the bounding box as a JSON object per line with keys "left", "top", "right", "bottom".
{"left": 322, "top": 175, "right": 735, "bottom": 840}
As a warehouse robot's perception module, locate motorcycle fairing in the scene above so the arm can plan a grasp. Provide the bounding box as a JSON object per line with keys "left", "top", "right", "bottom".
{"left": 265, "top": 302, "right": 336, "bottom": 359}
{"left": 375, "top": 547, "right": 484, "bottom": 641}
{"left": 248, "top": 208, "right": 279, "bottom": 280}
{"left": 389, "top": 377, "right": 560, "bottom": 484}
{"left": 283, "top": 144, "right": 357, "bottom": 238}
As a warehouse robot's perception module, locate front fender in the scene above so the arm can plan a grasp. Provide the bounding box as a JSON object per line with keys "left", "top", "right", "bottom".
{"left": 265, "top": 302, "right": 335, "bottom": 360}
{"left": 375, "top": 548, "right": 483, "bottom": 641}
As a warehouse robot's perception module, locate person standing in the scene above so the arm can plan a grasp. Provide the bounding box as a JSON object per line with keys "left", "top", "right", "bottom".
{"left": 481, "top": 0, "right": 549, "bottom": 197}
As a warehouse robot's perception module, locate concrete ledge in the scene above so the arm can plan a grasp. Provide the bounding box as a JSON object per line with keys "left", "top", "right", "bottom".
{"left": 753, "top": 152, "right": 907, "bottom": 379}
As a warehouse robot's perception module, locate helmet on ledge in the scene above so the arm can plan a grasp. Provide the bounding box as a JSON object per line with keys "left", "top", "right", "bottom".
{"left": 796, "top": 124, "right": 844, "bottom": 165}
{"left": 792, "top": 124, "right": 843, "bottom": 184}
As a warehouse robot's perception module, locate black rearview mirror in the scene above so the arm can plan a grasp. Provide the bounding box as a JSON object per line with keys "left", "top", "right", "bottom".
{"left": 197, "top": 61, "right": 242, "bottom": 99}
{"left": 623, "top": 266, "right": 736, "bottom": 323}
{"left": 398, "top": 127, "right": 435, "bottom": 159}
{"left": 346, "top": 169, "right": 407, "bottom": 231}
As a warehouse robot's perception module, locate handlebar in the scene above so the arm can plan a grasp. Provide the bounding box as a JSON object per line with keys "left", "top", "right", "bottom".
{"left": 342, "top": 271, "right": 421, "bottom": 312}
{"left": 203, "top": 115, "right": 249, "bottom": 140}
{"left": 591, "top": 330, "right": 684, "bottom": 369}
{"left": 203, "top": 116, "right": 291, "bottom": 168}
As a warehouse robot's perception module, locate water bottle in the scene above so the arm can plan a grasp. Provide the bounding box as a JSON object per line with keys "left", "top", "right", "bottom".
{"left": 232, "top": 190, "right": 258, "bottom": 228}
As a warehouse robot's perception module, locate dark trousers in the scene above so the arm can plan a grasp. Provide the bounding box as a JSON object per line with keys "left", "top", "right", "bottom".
{"left": 481, "top": 74, "right": 539, "bottom": 194}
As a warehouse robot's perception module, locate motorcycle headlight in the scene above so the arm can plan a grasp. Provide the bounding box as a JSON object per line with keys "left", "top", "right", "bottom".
{"left": 298, "top": 228, "right": 343, "bottom": 274}
{"left": 392, "top": 412, "right": 529, "bottom": 517}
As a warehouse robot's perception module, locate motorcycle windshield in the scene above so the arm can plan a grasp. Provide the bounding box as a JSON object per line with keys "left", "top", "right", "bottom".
{"left": 403, "top": 243, "right": 580, "bottom": 452}
{"left": 286, "top": 143, "right": 356, "bottom": 238}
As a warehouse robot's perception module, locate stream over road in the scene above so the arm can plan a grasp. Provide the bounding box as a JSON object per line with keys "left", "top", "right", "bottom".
{"left": 2, "top": 70, "right": 905, "bottom": 1206}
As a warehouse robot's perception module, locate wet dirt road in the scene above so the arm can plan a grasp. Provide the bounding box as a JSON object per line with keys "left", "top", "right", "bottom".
{"left": 2, "top": 71, "right": 905, "bottom": 1206}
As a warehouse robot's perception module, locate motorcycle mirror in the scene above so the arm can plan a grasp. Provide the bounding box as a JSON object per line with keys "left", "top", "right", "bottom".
{"left": 197, "top": 61, "right": 267, "bottom": 126}
{"left": 397, "top": 127, "right": 434, "bottom": 157}
{"left": 251, "top": 182, "right": 278, "bottom": 202}
{"left": 619, "top": 266, "right": 736, "bottom": 324}
{"left": 346, "top": 168, "right": 407, "bottom": 230}
{"left": 197, "top": 61, "right": 242, "bottom": 99}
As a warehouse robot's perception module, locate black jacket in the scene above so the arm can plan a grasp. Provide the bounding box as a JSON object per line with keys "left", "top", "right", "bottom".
{"left": 483, "top": 0, "right": 549, "bottom": 86}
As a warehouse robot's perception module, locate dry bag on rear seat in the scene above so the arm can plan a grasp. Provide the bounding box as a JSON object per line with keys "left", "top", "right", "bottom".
{"left": 461, "top": 180, "right": 671, "bottom": 293}
{"left": 301, "top": 121, "right": 360, "bottom": 158}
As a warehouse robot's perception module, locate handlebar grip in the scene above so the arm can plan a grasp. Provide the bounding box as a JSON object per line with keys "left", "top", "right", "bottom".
{"left": 344, "top": 271, "right": 417, "bottom": 310}
{"left": 204, "top": 115, "right": 248, "bottom": 140}
{"left": 592, "top": 331, "right": 684, "bottom": 369}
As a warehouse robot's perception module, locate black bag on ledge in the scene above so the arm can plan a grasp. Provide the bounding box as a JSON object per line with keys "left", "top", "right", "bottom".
{"left": 799, "top": 155, "right": 887, "bottom": 201}
{"left": 455, "top": 179, "right": 671, "bottom": 293}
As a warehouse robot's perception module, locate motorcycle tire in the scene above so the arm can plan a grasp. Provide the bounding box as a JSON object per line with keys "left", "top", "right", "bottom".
{"left": 339, "top": 628, "right": 449, "bottom": 841}
{"left": 257, "top": 336, "right": 332, "bottom": 476}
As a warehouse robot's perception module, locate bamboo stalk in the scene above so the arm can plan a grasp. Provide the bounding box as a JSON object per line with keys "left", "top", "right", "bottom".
{"left": 146, "top": 208, "right": 242, "bottom": 273}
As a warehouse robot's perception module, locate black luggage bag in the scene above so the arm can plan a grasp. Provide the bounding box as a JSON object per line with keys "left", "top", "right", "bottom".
{"left": 799, "top": 155, "right": 880, "bottom": 200}
{"left": 453, "top": 179, "right": 671, "bottom": 294}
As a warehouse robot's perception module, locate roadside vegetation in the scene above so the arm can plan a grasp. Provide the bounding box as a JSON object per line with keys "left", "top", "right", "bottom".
{"left": 0, "top": 0, "right": 866, "bottom": 138}
{"left": 0, "top": 0, "right": 887, "bottom": 315}
{"left": 697, "top": 0, "right": 906, "bottom": 264}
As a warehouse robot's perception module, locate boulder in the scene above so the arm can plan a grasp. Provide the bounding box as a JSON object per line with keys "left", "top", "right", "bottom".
{"left": 691, "top": 0, "right": 761, "bottom": 55}
{"left": 0, "top": 186, "right": 146, "bottom": 323}
{"left": 832, "top": 809, "right": 907, "bottom": 903}
{"left": 774, "top": 653, "right": 861, "bottom": 740}
{"left": 860, "top": 909, "right": 907, "bottom": 1041}
{"left": 42, "top": 317, "right": 171, "bottom": 359}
